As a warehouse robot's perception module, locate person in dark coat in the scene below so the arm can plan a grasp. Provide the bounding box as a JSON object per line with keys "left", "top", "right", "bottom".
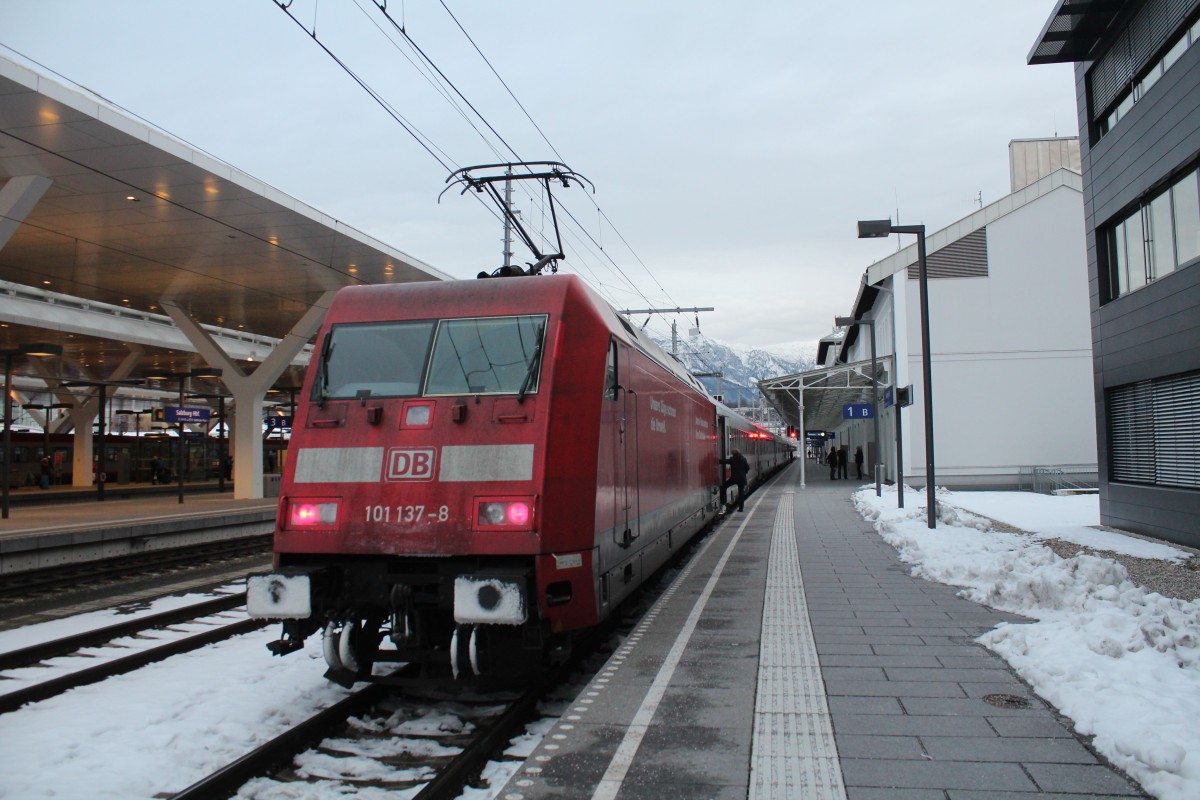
{"left": 838, "top": 447, "right": 849, "bottom": 480}
{"left": 828, "top": 446, "right": 838, "bottom": 479}
{"left": 854, "top": 446, "right": 864, "bottom": 480}
{"left": 719, "top": 448, "right": 750, "bottom": 512}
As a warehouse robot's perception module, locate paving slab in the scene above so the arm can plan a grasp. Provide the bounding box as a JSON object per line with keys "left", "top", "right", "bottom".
{"left": 498, "top": 464, "right": 1148, "bottom": 799}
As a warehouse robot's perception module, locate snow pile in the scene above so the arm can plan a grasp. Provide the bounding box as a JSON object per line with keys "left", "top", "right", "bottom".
{"left": 854, "top": 486, "right": 1200, "bottom": 800}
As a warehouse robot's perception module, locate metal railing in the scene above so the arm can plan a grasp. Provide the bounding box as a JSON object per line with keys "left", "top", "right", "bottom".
{"left": 1023, "top": 464, "right": 1099, "bottom": 495}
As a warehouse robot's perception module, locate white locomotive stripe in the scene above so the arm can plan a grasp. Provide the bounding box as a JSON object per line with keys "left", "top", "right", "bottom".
{"left": 293, "top": 447, "right": 384, "bottom": 483}
{"left": 438, "top": 444, "right": 534, "bottom": 482}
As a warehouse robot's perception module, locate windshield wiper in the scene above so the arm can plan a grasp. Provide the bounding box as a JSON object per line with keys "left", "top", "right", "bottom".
{"left": 517, "top": 324, "right": 545, "bottom": 404}
{"left": 311, "top": 339, "right": 334, "bottom": 406}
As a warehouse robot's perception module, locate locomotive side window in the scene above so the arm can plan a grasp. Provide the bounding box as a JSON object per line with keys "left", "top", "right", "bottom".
{"left": 320, "top": 320, "right": 435, "bottom": 399}
{"left": 425, "top": 315, "right": 548, "bottom": 396}
{"left": 605, "top": 339, "right": 618, "bottom": 401}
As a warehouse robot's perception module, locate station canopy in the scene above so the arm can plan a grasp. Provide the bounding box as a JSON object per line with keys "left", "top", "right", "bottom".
{"left": 759, "top": 357, "right": 891, "bottom": 438}
{"left": 0, "top": 52, "right": 451, "bottom": 394}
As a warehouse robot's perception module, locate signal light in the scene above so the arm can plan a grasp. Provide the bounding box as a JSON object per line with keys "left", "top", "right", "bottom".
{"left": 289, "top": 500, "right": 339, "bottom": 528}
{"left": 476, "top": 499, "right": 534, "bottom": 530}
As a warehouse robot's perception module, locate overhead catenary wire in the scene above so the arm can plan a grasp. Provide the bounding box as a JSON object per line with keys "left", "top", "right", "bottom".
{"left": 273, "top": 0, "right": 691, "bottom": 326}
{"left": 272, "top": 0, "right": 455, "bottom": 174}
{"left": 425, "top": 0, "right": 681, "bottom": 310}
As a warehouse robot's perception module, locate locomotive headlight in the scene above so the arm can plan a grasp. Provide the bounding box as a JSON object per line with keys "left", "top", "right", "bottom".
{"left": 403, "top": 402, "right": 433, "bottom": 427}
{"left": 475, "top": 498, "right": 535, "bottom": 530}
{"left": 481, "top": 502, "right": 506, "bottom": 525}
{"left": 288, "top": 500, "right": 339, "bottom": 528}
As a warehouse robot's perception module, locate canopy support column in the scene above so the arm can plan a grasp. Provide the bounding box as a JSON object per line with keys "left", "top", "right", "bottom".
{"left": 162, "top": 294, "right": 334, "bottom": 499}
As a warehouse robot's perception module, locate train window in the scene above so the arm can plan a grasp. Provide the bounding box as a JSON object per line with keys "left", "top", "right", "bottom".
{"left": 604, "top": 340, "right": 618, "bottom": 401}
{"left": 319, "top": 320, "right": 435, "bottom": 399}
{"left": 425, "top": 315, "right": 548, "bottom": 396}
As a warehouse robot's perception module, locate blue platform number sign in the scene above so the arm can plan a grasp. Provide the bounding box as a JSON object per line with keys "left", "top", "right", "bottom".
{"left": 842, "top": 403, "right": 874, "bottom": 420}
{"left": 165, "top": 406, "right": 211, "bottom": 424}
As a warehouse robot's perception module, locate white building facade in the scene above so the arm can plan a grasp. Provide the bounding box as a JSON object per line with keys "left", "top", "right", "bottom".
{"left": 765, "top": 165, "right": 1097, "bottom": 491}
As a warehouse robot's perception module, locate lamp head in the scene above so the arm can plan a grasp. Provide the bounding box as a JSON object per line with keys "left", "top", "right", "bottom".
{"left": 857, "top": 219, "right": 893, "bottom": 239}
{"left": 19, "top": 342, "right": 63, "bottom": 357}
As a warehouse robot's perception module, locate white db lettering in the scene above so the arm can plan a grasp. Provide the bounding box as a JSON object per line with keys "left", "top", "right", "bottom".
{"left": 386, "top": 448, "right": 436, "bottom": 481}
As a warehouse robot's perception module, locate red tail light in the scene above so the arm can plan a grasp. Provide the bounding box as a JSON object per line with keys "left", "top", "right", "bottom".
{"left": 476, "top": 498, "right": 535, "bottom": 531}
{"left": 288, "top": 500, "right": 339, "bottom": 529}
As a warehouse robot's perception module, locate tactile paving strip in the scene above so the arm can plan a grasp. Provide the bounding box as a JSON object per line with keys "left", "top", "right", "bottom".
{"left": 749, "top": 491, "right": 847, "bottom": 799}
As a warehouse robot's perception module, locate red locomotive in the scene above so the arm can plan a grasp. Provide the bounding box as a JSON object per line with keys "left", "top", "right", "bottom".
{"left": 248, "top": 274, "right": 792, "bottom": 684}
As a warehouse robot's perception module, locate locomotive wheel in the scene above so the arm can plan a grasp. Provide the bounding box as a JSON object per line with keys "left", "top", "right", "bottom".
{"left": 338, "top": 620, "right": 360, "bottom": 673}
{"left": 322, "top": 622, "right": 342, "bottom": 672}
{"left": 333, "top": 616, "right": 384, "bottom": 678}
{"left": 450, "top": 624, "right": 476, "bottom": 679}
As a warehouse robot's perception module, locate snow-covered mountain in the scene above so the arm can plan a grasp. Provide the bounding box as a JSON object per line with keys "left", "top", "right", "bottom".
{"left": 649, "top": 332, "right": 816, "bottom": 408}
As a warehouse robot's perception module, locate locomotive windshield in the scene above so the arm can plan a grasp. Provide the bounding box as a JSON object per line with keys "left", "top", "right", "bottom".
{"left": 318, "top": 320, "right": 436, "bottom": 399}
{"left": 313, "top": 314, "right": 547, "bottom": 400}
{"left": 426, "top": 314, "right": 547, "bottom": 396}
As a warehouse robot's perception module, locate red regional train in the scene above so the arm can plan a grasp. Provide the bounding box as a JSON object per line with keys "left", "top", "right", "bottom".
{"left": 248, "top": 274, "right": 793, "bottom": 684}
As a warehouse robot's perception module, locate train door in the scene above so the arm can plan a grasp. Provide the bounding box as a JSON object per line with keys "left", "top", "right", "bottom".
{"left": 717, "top": 416, "right": 729, "bottom": 507}
{"left": 609, "top": 339, "right": 639, "bottom": 547}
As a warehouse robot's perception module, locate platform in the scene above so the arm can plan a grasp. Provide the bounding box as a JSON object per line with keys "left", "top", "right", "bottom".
{"left": 500, "top": 462, "right": 1146, "bottom": 799}
{"left": 0, "top": 489, "right": 277, "bottom": 576}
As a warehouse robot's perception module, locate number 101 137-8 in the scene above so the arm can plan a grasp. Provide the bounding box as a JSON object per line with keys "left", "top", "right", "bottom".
{"left": 364, "top": 505, "right": 450, "bottom": 523}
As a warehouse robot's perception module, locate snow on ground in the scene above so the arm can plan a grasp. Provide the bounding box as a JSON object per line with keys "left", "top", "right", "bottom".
{"left": 0, "top": 591, "right": 544, "bottom": 800}
{"left": 854, "top": 485, "right": 1200, "bottom": 800}
{"left": 4, "top": 487, "right": 1197, "bottom": 799}
{"left": 0, "top": 627, "right": 350, "bottom": 799}
{"left": 943, "top": 490, "right": 1191, "bottom": 562}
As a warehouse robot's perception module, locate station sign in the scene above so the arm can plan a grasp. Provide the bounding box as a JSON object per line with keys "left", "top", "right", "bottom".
{"left": 165, "top": 406, "right": 211, "bottom": 424}
{"left": 265, "top": 416, "right": 293, "bottom": 429}
{"left": 843, "top": 403, "right": 874, "bottom": 419}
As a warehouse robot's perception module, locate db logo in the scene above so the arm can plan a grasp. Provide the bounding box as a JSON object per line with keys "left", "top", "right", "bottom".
{"left": 385, "top": 448, "right": 436, "bottom": 481}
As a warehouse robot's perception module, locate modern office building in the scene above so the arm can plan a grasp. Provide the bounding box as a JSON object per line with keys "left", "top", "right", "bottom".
{"left": 1031, "top": 1, "right": 1200, "bottom": 548}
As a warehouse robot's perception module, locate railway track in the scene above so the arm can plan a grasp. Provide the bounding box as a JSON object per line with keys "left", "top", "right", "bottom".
{"left": 0, "top": 592, "right": 264, "bottom": 713}
{"left": 0, "top": 534, "right": 272, "bottom": 601}
{"left": 169, "top": 657, "right": 591, "bottom": 800}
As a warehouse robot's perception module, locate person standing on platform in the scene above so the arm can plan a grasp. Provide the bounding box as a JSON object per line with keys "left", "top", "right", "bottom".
{"left": 720, "top": 448, "right": 750, "bottom": 512}
{"left": 39, "top": 455, "right": 51, "bottom": 489}
{"left": 828, "top": 446, "right": 839, "bottom": 480}
{"left": 839, "top": 447, "right": 849, "bottom": 480}
{"left": 855, "top": 446, "right": 864, "bottom": 480}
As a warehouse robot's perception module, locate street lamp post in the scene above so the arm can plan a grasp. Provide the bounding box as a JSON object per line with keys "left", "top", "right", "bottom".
{"left": 3, "top": 343, "right": 64, "bottom": 518}
{"left": 835, "top": 316, "right": 881, "bottom": 498}
{"left": 858, "top": 219, "right": 937, "bottom": 528}
{"left": 146, "top": 368, "right": 223, "bottom": 504}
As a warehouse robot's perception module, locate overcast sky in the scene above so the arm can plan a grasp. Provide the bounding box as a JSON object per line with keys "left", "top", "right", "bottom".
{"left": 2, "top": 0, "right": 1077, "bottom": 354}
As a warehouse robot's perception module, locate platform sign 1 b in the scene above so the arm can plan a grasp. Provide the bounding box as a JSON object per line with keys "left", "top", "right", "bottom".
{"left": 165, "top": 406, "right": 211, "bottom": 424}
{"left": 842, "top": 403, "right": 874, "bottom": 420}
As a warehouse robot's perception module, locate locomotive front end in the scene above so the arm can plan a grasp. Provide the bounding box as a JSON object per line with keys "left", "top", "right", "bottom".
{"left": 247, "top": 281, "right": 589, "bottom": 684}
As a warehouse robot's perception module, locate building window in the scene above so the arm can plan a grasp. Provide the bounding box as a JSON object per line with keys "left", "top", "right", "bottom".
{"left": 1104, "top": 167, "right": 1200, "bottom": 301}
{"left": 1094, "top": 21, "right": 1199, "bottom": 141}
{"left": 1109, "top": 371, "right": 1200, "bottom": 490}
